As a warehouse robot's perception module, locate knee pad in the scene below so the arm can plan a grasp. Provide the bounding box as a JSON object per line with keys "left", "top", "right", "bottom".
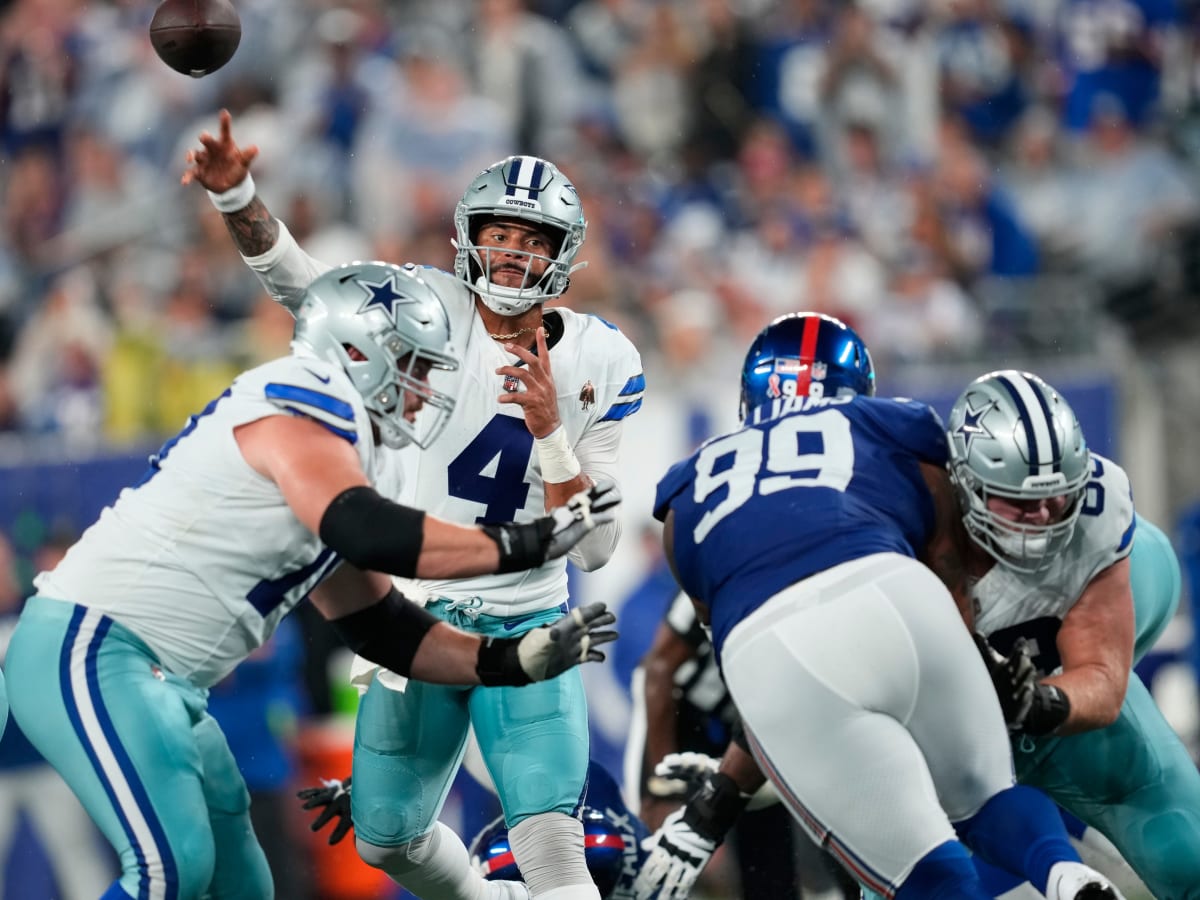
{"left": 356, "top": 830, "right": 433, "bottom": 875}
{"left": 509, "top": 812, "right": 592, "bottom": 896}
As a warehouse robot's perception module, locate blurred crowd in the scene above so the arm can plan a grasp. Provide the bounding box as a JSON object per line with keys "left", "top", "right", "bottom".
{"left": 2, "top": 0, "right": 1200, "bottom": 453}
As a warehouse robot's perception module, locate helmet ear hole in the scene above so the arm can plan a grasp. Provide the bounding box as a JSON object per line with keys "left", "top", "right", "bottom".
{"left": 342, "top": 343, "right": 368, "bottom": 362}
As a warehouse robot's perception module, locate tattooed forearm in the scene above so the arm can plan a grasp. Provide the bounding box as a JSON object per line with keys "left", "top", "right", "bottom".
{"left": 222, "top": 196, "right": 279, "bottom": 257}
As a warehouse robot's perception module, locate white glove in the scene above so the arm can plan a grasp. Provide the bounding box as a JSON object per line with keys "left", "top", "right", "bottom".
{"left": 654, "top": 752, "right": 779, "bottom": 812}
{"left": 485, "top": 478, "right": 622, "bottom": 573}
{"left": 633, "top": 808, "right": 717, "bottom": 900}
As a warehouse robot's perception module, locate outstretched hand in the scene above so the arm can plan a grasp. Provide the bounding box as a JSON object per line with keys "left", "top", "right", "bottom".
{"left": 296, "top": 776, "right": 353, "bottom": 845}
{"left": 515, "top": 601, "right": 618, "bottom": 681}
{"left": 181, "top": 108, "right": 259, "bottom": 193}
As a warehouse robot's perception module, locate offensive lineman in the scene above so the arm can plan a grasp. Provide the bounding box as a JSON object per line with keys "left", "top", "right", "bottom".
{"left": 2, "top": 261, "right": 619, "bottom": 900}
{"left": 945, "top": 370, "right": 1200, "bottom": 899}
{"left": 183, "top": 110, "right": 644, "bottom": 900}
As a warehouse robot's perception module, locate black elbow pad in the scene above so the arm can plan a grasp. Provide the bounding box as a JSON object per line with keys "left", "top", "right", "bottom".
{"left": 327, "top": 588, "right": 438, "bottom": 676}
{"left": 319, "top": 486, "right": 426, "bottom": 576}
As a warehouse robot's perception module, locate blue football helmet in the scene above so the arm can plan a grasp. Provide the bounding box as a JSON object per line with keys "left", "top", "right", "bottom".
{"left": 470, "top": 809, "right": 633, "bottom": 898}
{"left": 739, "top": 313, "right": 875, "bottom": 421}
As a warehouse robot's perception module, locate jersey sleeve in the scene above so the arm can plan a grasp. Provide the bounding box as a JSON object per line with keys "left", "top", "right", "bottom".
{"left": 247, "top": 357, "right": 367, "bottom": 447}
{"left": 1076, "top": 454, "right": 1137, "bottom": 572}
{"left": 588, "top": 315, "right": 644, "bottom": 425}
{"left": 654, "top": 455, "right": 696, "bottom": 523}
{"left": 867, "top": 397, "right": 949, "bottom": 466}
{"left": 241, "top": 221, "right": 335, "bottom": 313}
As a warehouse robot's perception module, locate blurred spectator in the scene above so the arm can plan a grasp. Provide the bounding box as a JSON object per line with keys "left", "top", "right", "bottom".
{"left": 931, "top": 118, "right": 1041, "bottom": 282}
{"left": 0, "top": 0, "right": 79, "bottom": 157}
{"left": 1069, "top": 91, "right": 1200, "bottom": 304}
{"left": 1000, "top": 103, "right": 1083, "bottom": 265}
{"left": 5, "top": 268, "right": 111, "bottom": 448}
{"left": 1057, "top": 0, "right": 1183, "bottom": 134}
{"left": 607, "top": 1, "right": 699, "bottom": 164}
{"left": 464, "top": 0, "right": 585, "bottom": 157}
{"left": 350, "top": 25, "right": 510, "bottom": 244}
{"left": 742, "top": 0, "right": 835, "bottom": 157}
{"left": 818, "top": 3, "right": 902, "bottom": 158}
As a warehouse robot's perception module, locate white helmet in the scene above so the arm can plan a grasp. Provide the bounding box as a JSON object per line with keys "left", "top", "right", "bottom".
{"left": 947, "top": 370, "right": 1091, "bottom": 572}
{"left": 293, "top": 262, "right": 458, "bottom": 449}
{"left": 452, "top": 155, "right": 587, "bottom": 315}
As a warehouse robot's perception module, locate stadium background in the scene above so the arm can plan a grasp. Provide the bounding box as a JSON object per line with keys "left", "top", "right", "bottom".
{"left": 2, "top": 0, "right": 1200, "bottom": 897}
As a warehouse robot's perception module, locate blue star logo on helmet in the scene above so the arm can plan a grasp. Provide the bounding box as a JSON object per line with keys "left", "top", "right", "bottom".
{"left": 356, "top": 275, "right": 412, "bottom": 318}
{"left": 957, "top": 399, "right": 994, "bottom": 454}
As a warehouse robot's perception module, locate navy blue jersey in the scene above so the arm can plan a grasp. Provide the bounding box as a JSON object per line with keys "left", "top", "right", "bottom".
{"left": 654, "top": 395, "right": 948, "bottom": 659}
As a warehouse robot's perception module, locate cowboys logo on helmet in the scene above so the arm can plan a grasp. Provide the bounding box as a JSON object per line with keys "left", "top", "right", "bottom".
{"left": 293, "top": 261, "right": 459, "bottom": 450}
{"left": 452, "top": 155, "right": 588, "bottom": 316}
{"left": 739, "top": 312, "right": 875, "bottom": 422}
{"left": 946, "top": 370, "right": 1091, "bottom": 573}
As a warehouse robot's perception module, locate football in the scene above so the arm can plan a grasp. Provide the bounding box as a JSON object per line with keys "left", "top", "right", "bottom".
{"left": 149, "top": 0, "right": 241, "bottom": 78}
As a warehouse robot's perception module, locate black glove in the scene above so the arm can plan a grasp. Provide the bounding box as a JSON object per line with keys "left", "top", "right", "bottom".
{"left": 1018, "top": 683, "right": 1072, "bottom": 736}
{"left": 296, "top": 775, "right": 353, "bottom": 845}
{"left": 476, "top": 601, "right": 618, "bottom": 686}
{"left": 973, "top": 633, "right": 1037, "bottom": 730}
{"left": 483, "top": 479, "right": 621, "bottom": 573}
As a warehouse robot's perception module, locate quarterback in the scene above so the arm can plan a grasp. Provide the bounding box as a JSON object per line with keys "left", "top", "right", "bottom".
{"left": 184, "top": 110, "right": 643, "bottom": 900}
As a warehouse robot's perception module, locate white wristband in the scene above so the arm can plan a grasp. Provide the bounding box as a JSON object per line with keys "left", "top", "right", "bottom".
{"left": 207, "top": 173, "right": 256, "bottom": 214}
{"left": 536, "top": 425, "right": 581, "bottom": 484}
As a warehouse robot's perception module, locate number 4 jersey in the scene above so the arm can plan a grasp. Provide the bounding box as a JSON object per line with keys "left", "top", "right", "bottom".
{"left": 384, "top": 267, "right": 643, "bottom": 616}
{"left": 654, "top": 394, "right": 949, "bottom": 660}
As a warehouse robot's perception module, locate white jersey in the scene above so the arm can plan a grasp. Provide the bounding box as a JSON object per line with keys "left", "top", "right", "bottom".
{"left": 243, "top": 234, "right": 643, "bottom": 617}
{"left": 972, "top": 453, "right": 1135, "bottom": 671}
{"left": 35, "top": 354, "right": 393, "bottom": 688}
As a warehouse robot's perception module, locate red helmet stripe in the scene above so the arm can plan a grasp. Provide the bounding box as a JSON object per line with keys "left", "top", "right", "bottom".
{"left": 484, "top": 850, "right": 516, "bottom": 873}
{"left": 796, "top": 315, "right": 820, "bottom": 398}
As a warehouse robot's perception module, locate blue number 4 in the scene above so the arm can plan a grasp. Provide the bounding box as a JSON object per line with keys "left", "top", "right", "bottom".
{"left": 447, "top": 415, "right": 534, "bottom": 523}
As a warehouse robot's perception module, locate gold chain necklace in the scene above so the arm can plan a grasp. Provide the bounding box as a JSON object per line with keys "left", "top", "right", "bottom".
{"left": 488, "top": 326, "right": 537, "bottom": 341}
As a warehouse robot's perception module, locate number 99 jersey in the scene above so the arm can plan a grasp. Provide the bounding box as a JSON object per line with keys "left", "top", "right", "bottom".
{"left": 654, "top": 394, "right": 949, "bottom": 660}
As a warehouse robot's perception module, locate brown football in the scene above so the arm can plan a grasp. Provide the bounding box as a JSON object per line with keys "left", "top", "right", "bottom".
{"left": 149, "top": 0, "right": 241, "bottom": 78}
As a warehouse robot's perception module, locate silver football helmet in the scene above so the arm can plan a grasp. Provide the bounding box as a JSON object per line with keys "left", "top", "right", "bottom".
{"left": 452, "top": 155, "right": 587, "bottom": 316}
{"left": 293, "top": 262, "right": 458, "bottom": 449}
{"left": 947, "top": 370, "right": 1091, "bottom": 573}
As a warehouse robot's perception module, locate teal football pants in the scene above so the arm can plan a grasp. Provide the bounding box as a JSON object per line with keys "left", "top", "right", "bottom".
{"left": 4, "top": 597, "right": 272, "bottom": 900}
{"left": 1012, "top": 516, "right": 1200, "bottom": 899}
{"left": 351, "top": 600, "right": 590, "bottom": 849}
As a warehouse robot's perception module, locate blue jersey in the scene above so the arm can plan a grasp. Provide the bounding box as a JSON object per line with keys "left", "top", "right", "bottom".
{"left": 653, "top": 395, "right": 948, "bottom": 659}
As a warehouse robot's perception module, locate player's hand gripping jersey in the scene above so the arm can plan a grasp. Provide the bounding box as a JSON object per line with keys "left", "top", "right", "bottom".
{"left": 973, "top": 453, "right": 1135, "bottom": 674}
{"left": 653, "top": 393, "right": 949, "bottom": 658}
{"left": 35, "top": 353, "right": 391, "bottom": 688}
{"left": 245, "top": 243, "right": 642, "bottom": 618}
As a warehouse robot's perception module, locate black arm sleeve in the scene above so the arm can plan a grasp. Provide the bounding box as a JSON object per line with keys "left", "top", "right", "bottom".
{"left": 326, "top": 588, "right": 439, "bottom": 677}
{"left": 319, "top": 486, "right": 427, "bottom": 576}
